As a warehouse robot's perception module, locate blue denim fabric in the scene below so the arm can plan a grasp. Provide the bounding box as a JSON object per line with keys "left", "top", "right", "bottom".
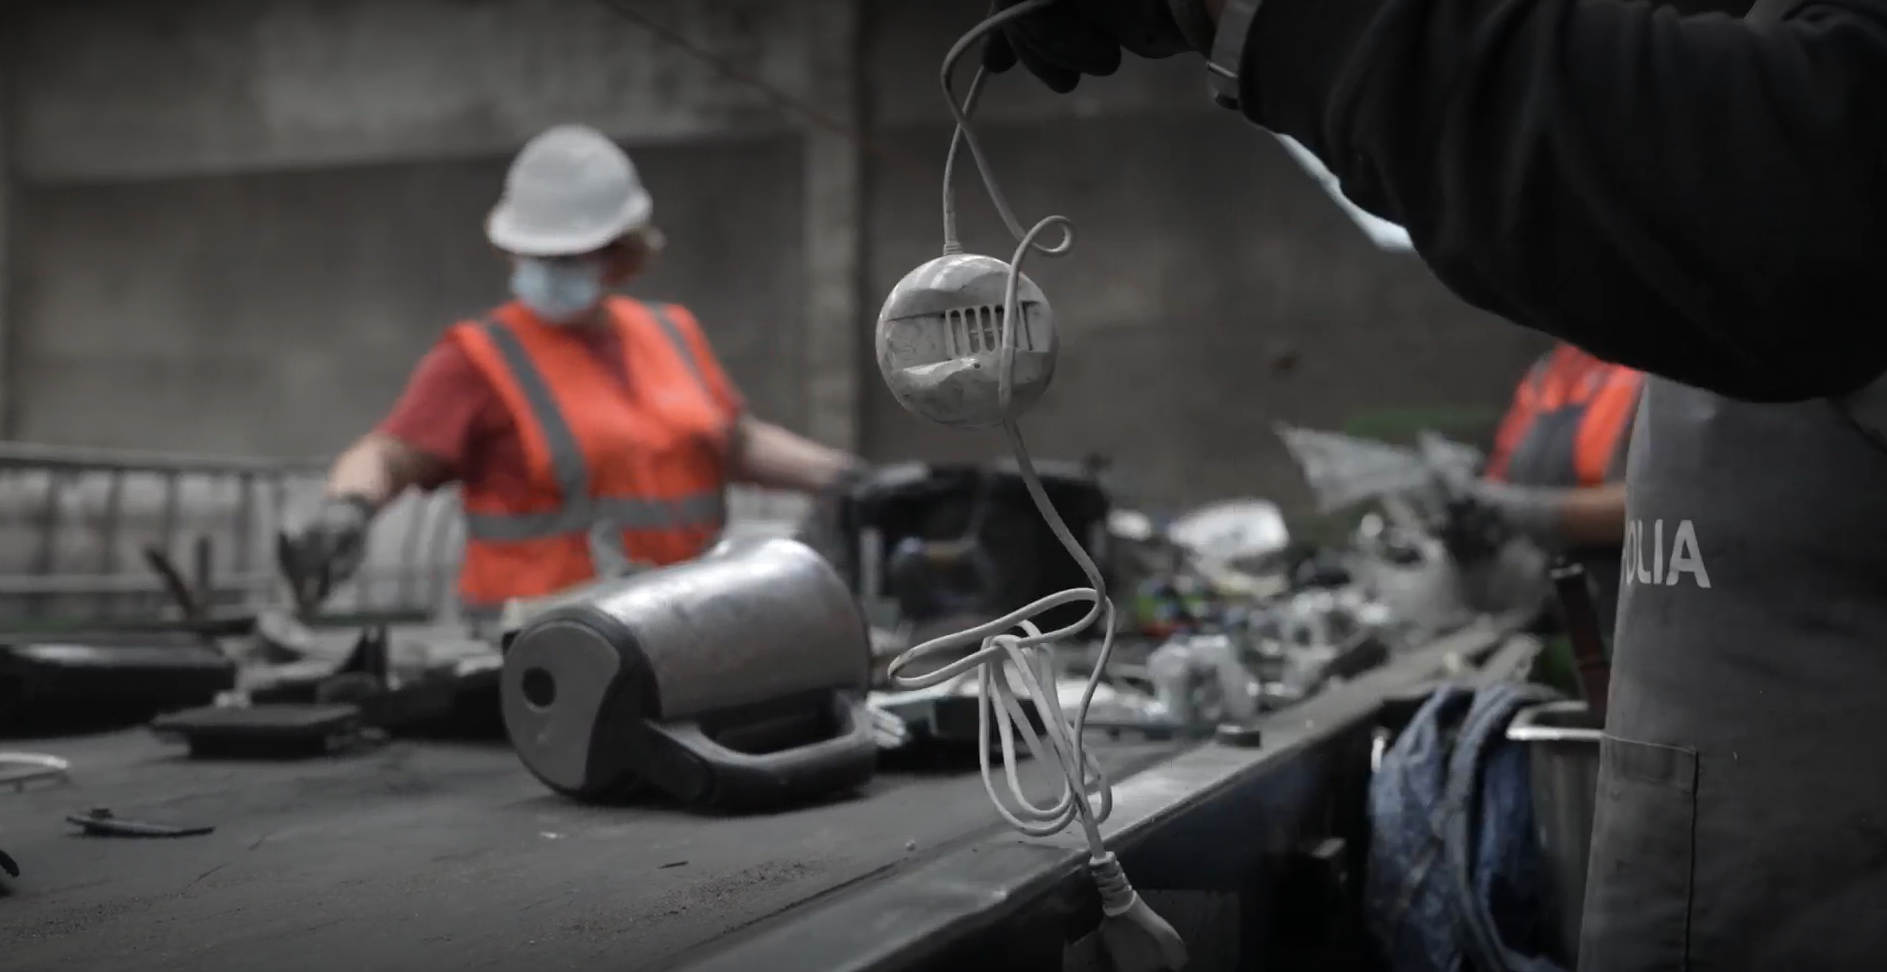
{"left": 1364, "top": 681, "right": 1567, "bottom": 972}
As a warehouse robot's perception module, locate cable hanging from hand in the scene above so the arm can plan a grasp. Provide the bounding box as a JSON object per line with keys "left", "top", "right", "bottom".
{"left": 881, "top": 2, "right": 1187, "bottom": 968}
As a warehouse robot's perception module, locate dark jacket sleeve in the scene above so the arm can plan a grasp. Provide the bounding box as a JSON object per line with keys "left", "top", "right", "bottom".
{"left": 1238, "top": 0, "right": 1887, "bottom": 402}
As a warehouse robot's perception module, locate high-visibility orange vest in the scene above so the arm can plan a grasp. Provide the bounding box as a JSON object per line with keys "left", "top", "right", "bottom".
{"left": 449, "top": 297, "right": 736, "bottom": 610}
{"left": 1487, "top": 344, "right": 1643, "bottom": 488}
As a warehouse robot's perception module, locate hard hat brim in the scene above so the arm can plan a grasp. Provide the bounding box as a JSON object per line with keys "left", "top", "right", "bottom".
{"left": 485, "top": 193, "right": 654, "bottom": 257}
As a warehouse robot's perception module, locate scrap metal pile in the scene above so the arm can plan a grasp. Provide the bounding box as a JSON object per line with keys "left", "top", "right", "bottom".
{"left": 851, "top": 430, "right": 1545, "bottom": 743}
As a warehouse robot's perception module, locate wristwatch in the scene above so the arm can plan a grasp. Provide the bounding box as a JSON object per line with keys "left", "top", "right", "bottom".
{"left": 1206, "top": 0, "right": 1267, "bottom": 111}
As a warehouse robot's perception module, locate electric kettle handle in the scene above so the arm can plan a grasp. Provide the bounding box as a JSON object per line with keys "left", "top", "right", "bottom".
{"left": 641, "top": 693, "right": 876, "bottom": 810}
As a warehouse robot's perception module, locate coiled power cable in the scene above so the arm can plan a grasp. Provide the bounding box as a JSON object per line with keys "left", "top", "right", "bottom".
{"left": 876, "top": 4, "right": 1187, "bottom": 969}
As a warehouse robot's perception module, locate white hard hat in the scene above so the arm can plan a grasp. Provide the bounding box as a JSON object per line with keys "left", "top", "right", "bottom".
{"left": 486, "top": 124, "right": 654, "bottom": 257}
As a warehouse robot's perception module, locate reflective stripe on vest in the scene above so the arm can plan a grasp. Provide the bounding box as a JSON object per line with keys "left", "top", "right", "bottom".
{"left": 461, "top": 303, "right": 726, "bottom": 544}
{"left": 1496, "top": 349, "right": 1641, "bottom": 488}
{"left": 1571, "top": 366, "right": 1642, "bottom": 485}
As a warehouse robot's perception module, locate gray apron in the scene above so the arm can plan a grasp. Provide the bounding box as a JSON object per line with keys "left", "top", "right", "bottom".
{"left": 1577, "top": 376, "right": 1887, "bottom": 970}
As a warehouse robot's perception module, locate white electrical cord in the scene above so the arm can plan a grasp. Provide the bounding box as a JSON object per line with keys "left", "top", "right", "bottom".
{"left": 883, "top": 8, "right": 1187, "bottom": 968}
{"left": 885, "top": 0, "right": 1114, "bottom": 855}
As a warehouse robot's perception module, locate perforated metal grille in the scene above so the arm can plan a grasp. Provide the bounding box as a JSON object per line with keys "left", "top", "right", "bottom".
{"left": 942, "top": 304, "right": 1035, "bottom": 356}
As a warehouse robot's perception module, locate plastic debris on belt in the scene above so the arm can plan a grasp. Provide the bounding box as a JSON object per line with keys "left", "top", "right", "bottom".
{"left": 859, "top": 431, "right": 1530, "bottom": 747}
{"left": 1275, "top": 423, "right": 1482, "bottom": 515}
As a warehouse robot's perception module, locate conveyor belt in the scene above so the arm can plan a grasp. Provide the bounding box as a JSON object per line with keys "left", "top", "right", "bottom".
{"left": 0, "top": 729, "right": 1176, "bottom": 972}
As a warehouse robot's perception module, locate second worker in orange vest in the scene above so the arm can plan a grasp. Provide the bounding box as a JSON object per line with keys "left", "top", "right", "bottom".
{"left": 279, "top": 124, "right": 863, "bottom": 615}
{"left": 1466, "top": 341, "right": 1642, "bottom": 636}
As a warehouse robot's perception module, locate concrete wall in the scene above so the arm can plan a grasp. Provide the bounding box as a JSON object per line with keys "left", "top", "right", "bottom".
{"left": 9, "top": 142, "right": 806, "bottom": 456}
{"left": 11, "top": 0, "right": 811, "bottom": 180}
{"left": 0, "top": 0, "right": 1547, "bottom": 518}
{"left": 5, "top": 0, "right": 823, "bottom": 458}
{"left": 862, "top": 116, "right": 1536, "bottom": 511}
{"left": 862, "top": 1, "right": 1545, "bottom": 510}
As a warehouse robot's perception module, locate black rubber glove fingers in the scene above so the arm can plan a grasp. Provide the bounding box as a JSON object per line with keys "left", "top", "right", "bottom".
{"left": 979, "top": 0, "right": 1191, "bottom": 94}
{"left": 278, "top": 494, "right": 374, "bottom": 612}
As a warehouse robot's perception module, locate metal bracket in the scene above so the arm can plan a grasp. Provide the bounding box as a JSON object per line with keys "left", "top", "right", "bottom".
{"left": 0, "top": 751, "right": 70, "bottom": 791}
{"left": 1207, "top": 0, "right": 1268, "bottom": 111}
{"left": 66, "top": 807, "right": 215, "bottom": 838}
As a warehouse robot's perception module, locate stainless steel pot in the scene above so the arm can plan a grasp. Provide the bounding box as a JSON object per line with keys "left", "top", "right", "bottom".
{"left": 1506, "top": 699, "right": 1603, "bottom": 966}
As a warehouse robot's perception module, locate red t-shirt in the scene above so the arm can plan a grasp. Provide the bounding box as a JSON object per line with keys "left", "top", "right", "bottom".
{"left": 379, "top": 304, "right": 745, "bottom": 493}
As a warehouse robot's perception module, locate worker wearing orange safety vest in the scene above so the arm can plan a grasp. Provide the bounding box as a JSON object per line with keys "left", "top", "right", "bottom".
{"left": 1465, "top": 341, "right": 1643, "bottom": 639}
{"left": 279, "top": 124, "right": 862, "bottom": 616}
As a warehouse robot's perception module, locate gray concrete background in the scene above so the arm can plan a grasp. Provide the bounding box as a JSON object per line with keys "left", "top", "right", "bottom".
{"left": 0, "top": 0, "right": 1548, "bottom": 515}
{"left": 9, "top": 142, "right": 806, "bottom": 458}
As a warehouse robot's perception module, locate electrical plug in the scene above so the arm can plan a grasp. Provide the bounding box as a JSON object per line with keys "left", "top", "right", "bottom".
{"left": 1090, "top": 852, "right": 1188, "bottom": 971}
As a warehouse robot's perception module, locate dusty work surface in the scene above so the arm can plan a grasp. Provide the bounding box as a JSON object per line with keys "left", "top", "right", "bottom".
{"left": 0, "top": 729, "right": 1175, "bottom": 972}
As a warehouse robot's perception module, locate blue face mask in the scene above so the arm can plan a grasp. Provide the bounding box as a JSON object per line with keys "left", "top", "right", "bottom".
{"left": 510, "top": 257, "right": 606, "bottom": 323}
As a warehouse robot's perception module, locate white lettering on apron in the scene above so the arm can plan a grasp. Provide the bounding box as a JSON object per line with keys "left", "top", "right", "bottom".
{"left": 1622, "top": 519, "right": 1713, "bottom": 590}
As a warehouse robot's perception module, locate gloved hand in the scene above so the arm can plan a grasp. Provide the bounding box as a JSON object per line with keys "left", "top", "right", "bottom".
{"left": 791, "top": 465, "right": 871, "bottom": 571}
{"left": 276, "top": 494, "right": 374, "bottom": 612}
{"left": 1442, "top": 480, "right": 1563, "bottom": 562}
{"left": 980, "top": 0, "right": 1208, "bottom": 95}
{"left": 867, "top": 702, "right": 914, "bottom": 751}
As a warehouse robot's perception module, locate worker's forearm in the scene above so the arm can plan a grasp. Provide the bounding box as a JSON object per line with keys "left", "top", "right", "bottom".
{"left": 1482, "top": 479, "right": 1626, "bottom": 548}
{"left": 1557, "top": 482, "right": 1628, "bottom": 548}
{"left": 729, "top": 419, "right": 863, "bottom": 494}
{"left": 325, "top": 433, "right": 429, "bottom": 511}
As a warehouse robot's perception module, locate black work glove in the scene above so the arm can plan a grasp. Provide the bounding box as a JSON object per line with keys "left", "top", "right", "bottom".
{"left": 981, "top": 0, "right": 1207, "bottom": 94}
{"left": 1439, "top": 480, "right": 1562, "bottom": 565}
{"left": 1464, "top": 481, "right": 1562, "bottom": 543}
{"left": 792, "top": 466, "right": 872, "bottom": 575}
{"left": 277, "top": 494, "right": 374, "bottom": 612}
